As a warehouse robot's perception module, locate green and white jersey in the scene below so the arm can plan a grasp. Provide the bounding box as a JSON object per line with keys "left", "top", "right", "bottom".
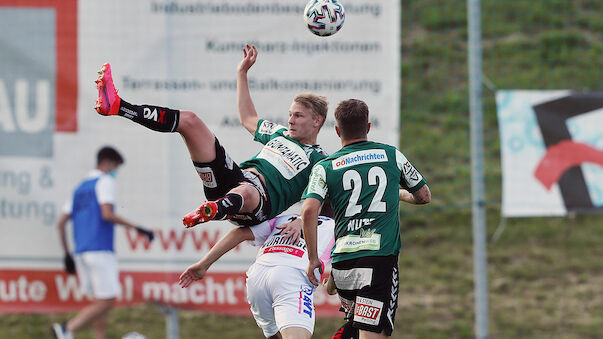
{"left": 303, "top": 141, "right": 426, "bottom": 263}
{"left": 240, "top": 119, "right": 328, "bottom": 219}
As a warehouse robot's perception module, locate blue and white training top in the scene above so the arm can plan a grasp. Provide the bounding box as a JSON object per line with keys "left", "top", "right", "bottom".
{"left": 63, "top": 169, "right": 116, "bottom": 253}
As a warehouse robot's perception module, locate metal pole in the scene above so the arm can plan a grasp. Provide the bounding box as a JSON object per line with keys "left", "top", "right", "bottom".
{"left": 467, "top": 0, "right": 489, "bottom": 338}
{"left": 166, "top": 307, "right": 179, "bottom": 339}
{"left": 163, "top": 13, "right": 180, "bottom": 339}
{"left": 157, "top": 304, "right": 180, "bottom": 339}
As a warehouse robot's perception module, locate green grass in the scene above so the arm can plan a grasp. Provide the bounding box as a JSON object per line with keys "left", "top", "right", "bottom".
{"left": 5, "top": 213, "right": 601, "bottom": 338}
{"left": 3, "top": 0, "right": 603, "bottom": 337}
{"left": 402, "top": 0, "right": 602, "bottom": 215}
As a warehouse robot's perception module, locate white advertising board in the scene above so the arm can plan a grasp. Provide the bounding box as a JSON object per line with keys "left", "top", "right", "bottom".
{"left": 0, "top": 0, "right": 400, "bottom": 313}
{"left": 496, "top": 90, "right": 603, "bottom": 217}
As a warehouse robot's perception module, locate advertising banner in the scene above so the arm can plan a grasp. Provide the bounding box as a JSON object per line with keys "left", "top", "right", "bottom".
{"left": 0, "top": 0, "right": 400, "bottom": 314}
{"left": 496, "top": 90, "right": 603, "bottom": 217}
{"left": 0, "top": 270, "right": 342, "bottom": 315}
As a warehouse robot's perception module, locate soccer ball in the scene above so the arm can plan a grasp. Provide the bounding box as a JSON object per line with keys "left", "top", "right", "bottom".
{"left": 303, "top": 0, "right": 345, "bottom": 37}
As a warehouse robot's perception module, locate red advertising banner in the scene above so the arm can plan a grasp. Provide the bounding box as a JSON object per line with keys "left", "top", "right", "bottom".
{"left": 0, "top": 269, "right": 342, "bottom": 316}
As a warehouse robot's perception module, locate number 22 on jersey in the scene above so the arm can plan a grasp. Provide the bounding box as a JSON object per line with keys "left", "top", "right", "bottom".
{"left": 342, "top": 166, "right": 387, "bottom": 217}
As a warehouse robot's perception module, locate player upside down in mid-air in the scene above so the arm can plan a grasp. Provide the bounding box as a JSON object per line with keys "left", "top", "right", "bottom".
{"left": 94, "top": 44, "right": 328, "bottom": 228}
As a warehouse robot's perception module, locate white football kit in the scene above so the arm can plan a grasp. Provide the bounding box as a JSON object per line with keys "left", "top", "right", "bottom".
{"left": 246, "top": 214, "right": 335, "bottom": 337}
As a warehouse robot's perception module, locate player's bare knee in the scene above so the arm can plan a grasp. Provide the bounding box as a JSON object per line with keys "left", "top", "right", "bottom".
{"left": 239, "top": 185, "right": 258, "bottom": 203}
{"left": 229, "top": 185, "right": 259, "bottom": 210}
{"left": 177, "top": 110, "right": 200, "bottom": 133}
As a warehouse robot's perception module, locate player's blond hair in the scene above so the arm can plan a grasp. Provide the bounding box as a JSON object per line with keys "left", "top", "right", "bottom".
{"left": 293, "top": 93, "right": 328, "bottom": 128}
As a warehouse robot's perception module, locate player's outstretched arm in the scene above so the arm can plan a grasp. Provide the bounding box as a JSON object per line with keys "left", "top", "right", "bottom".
{"left": 301, "top": 198, "right": 323, "bottom": 286}
{"left": 100, "top": 204, "right": 154, "bottom": 241}
{"left": 399, "top": 184, "right": 431, "bottom": 205}
{"left": 179, "top": 227, "right": 254, "bottom": 288}
{"left": 100, "top": 203, "right": 139, "bottom": 229}
{"left": 237, "top": 44, "right": 260, "bottom": 135}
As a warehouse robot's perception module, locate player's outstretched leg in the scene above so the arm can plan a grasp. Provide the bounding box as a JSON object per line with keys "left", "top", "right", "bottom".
{"left": 94, "top": 63, "right": 217, "bottom": 165}
{"left": 94, "top": 63, "right": 261, "bottom": 228}
{"left": 95, "top": 63, "right": 179, "bottom": 133}
{"left": 183, "top": 193, "right": 245, "bottom": 228}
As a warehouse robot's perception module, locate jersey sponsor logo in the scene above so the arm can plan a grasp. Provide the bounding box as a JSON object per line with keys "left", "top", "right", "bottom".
{"left": 258, "top": 137, "right": 310, "bottom": 179}
{"left": 354, "top": 297, "right": 383, "bottom": 326}
{"left": 258, "top": 120, "right": 285, "bottom": 135}
{"left": 195, "top": 167, "right": 217, "bottom": 188}
{"left": 143, "top": 107, "right": 167, "bottom": 124}
{"left": 346, "top": 218, "right": 375, "bottom": 232}
{"left": 261, "top": 236, "right": 306, "bottom": 248}
{"left": 299, "top": 285, "right": 314, "bottom": 318}
{"left": 260, "top": 230, "right": 307, "bottom": 253}
{"left": 307, "top": 165, "right": 328, "bottom": 198}
{"left": 263, "top": 245, "right": 305, "bottom": 257}
{"left": 333, "top": 232, "right": 380, "bottom": 253}
{"left": 332, "top": 149, "right": 388, "bottom": 170}
{"left": 402, "top": 161, "right": 421, "bottom": 185}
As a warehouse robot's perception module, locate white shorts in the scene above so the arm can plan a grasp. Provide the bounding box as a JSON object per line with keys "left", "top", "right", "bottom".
{"left": 74, "top": 251, "right": 120, "bottom": 299}
{"left": 246, "top": 264, "right": 316, "bottom": 337}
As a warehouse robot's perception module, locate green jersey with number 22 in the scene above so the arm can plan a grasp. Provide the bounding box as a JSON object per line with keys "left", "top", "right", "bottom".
{"left": 303, "top": 141, "right": 426, "bottom": 263}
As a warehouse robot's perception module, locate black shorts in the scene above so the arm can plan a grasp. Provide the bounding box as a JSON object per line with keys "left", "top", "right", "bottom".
{"left": 192, "top": 138, "right": 270, "bottom": 226}
{"left": 331, "top": 255, "right": 399, "bottom": 336}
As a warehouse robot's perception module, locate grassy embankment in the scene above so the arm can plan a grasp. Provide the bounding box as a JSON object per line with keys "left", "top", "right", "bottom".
{"left": 2, "top": 0, "right": 602, "bottom": 337}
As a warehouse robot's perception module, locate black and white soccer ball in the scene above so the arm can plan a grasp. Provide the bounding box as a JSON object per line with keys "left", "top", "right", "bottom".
{"left": 303, "top": 0, "right": 345, "bottom": 37}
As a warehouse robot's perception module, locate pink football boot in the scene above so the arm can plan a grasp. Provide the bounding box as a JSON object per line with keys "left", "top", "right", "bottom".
{"left": 94, "top": 63, "right": 121, "bottom": 115}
